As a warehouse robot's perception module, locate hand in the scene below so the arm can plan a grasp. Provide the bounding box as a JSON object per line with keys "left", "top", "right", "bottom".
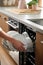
{"left": 13, "top": 40, "right": 26, "bottom": 52}
{"left": 0, "top": 30, "right": 26, "bottom": 52}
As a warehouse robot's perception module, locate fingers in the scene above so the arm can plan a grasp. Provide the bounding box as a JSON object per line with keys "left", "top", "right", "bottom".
{"left": 21, "top": 43, "right": 24, "bottom": 46}
{"left": 21, "top": 43, "right": 26, "bottom": 51}
{"left": 14, "top": 40, "right": 26, "bottom": 52}
{"left": 21, "top": 46, "right": 26, "bottom": 52}
{"left": 18, "top": 45, "right": 26, "bottom": 52}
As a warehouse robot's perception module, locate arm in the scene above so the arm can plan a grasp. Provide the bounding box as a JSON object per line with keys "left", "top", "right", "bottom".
{"left": 0, "top": 28, "right": 25, "bottom": 52}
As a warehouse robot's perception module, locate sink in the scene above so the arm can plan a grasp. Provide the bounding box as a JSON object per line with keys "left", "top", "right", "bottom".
{"left": 27, "top": 19, "right": 43, "bottom": 26}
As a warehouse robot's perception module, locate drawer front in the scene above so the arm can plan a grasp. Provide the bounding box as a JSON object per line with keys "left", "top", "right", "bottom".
{"left": 35, "top": 32, "right": 43, "bottom": 65}
{"left": 0, "top": 13, "right": 8, "bottom": 21}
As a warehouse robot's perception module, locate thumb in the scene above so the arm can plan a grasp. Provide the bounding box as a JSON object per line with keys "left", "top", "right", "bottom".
{"left": 21, "top": 42, "right": 25, "bottom": 46}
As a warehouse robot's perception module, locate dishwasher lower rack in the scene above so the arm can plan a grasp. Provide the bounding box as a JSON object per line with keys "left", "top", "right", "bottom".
{"left": 19, "top": 52, "right": 35, "bottom": 65}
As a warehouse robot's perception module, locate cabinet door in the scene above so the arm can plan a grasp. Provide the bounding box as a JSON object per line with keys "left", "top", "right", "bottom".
{"left": 0, "top": 13, "right": 8, "bottom": 21}
{"left": 35, "top": 32, "right": 43, "bottom": 65}
{"left": 0, "top": 18, "right": 9, "bottom": 32}
{"left": 0, "top": 46, "right": 17, "bottom": 65}
{"left": 0, "top": 13, "right": 9, "bottom": 45}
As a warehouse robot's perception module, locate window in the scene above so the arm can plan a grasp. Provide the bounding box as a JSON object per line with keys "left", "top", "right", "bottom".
{"left": 25, "top": 0, "right": 32, "bottom": 4}
{"left": 42, "top": 0, "right": 43, "bottom": 7}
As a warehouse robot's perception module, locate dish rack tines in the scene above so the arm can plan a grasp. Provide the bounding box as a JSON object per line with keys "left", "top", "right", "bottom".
{"left": 26, "top": 52, "right": 35, "bottom": 65}
{"left": 19, "top": 23, "right": 36, "bottom": 65}
{"left": 26, "top": 28, "right": 36, "bottom": 42}
{"left": 19, "top": 23, "right": 36, "bottom": 42}
{"left": 19, "top": 52, "right": 35, "bottom": 65}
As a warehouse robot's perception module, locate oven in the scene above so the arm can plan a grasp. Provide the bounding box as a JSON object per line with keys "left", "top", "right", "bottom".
{"left": 6, "top": 18, "right": 36, "bottom": 65}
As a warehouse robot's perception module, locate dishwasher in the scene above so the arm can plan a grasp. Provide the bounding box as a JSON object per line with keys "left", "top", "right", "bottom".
{"left": 19, "top": 23, "right": 36, "bottom": 65}
{"left": 2, "top": 18, "right": 36, "bottom": 65}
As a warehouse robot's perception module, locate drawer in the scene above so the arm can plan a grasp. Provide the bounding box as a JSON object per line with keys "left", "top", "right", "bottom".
{"left": 36, "top": 32, "right": 43, "bottom": 45}
{"left": 35, "top": 32, "right": 43, "bottom": 65}
{"left": 0, "top": 13, "right": 8, "bottom": 21}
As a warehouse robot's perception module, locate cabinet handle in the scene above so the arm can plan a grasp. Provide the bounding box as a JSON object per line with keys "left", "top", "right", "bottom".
{"left": 0, "top": 15, "right": 1, "bottom": 17}
{"left": 2, "top": 16, "right": 7, "bottom": 21}
{"left": 4, "top": 17, "right": 7, "bottom": 21}
{"left": 40, "top": 41, "right": 43, "bottom": 44}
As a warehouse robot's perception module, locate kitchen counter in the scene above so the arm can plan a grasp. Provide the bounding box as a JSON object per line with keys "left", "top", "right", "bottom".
{"left": 0, "top": 7, "right": 43, "bottom": 33}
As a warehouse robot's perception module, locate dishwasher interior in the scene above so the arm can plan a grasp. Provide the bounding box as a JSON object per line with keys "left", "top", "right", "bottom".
{"left": 3, "top": 18, "right": 36, "bottom": 65}
{"left": 19, "top": 23, "right": 36, "bottom": 65}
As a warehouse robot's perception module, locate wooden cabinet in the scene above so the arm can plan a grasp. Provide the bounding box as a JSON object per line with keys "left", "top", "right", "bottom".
{"left": 0, "top": 45, "right": 17, "bottom": 65}
{"left": 0, "top": 13, "right": 8, "bottom": 20}
{"left": 0, "top": 13, "right": 9, "bottom": 45}
{"left": 0, "top": 0, "right": 19, "bottom": 7}
{"left": 35, "top": 32, "right": 43, "bottom": 65}
{"left": 0, "top": 13, "right": 9, "bottom": 32}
